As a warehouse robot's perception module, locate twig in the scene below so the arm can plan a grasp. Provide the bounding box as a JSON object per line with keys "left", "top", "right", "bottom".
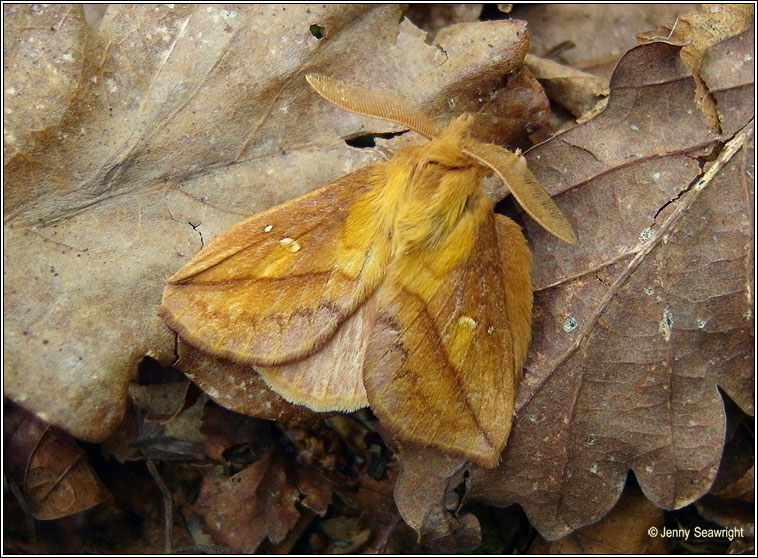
{"left": 146, "top": 459, "right": 173, "bottom": 553}
{"left": 8, "top": 480, "right": 36, "bottom": 540}
{"left": 374, "top": 511, "right": 402, "bottom": 554}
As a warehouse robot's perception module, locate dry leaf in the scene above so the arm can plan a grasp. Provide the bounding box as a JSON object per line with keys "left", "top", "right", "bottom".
{"left": 695, "top": 494, "right": 754, "bottom": 537}
{"left": 467, "top": 66, "right": 551, "bottom": 146}
{"left": 524, "top": 53, "right": 609, "bottom": 119}
{"left": 326, "top": 469, "right": 420, "bottom": 554}
{"left": 127, "top": 378, "right": 192, "bottom": 424}
{"left": 528, "top": 484, "right": 668, "bottom": 554}
{"left": 393, "top": 444, "right": 481, "bottom": 552}
{"left": 294, "top": 466, "right": 333, "bottom": 517}
{"left": 192, "top": 450, "right": 301, "bottom": 552}
{"left": 517, "top": 4, "right": 697, "bottom": 78}
{"left": 196, "top": 405, "right": 333, "bottom": 551}
{"left": 27, "top": 430, "right": 108, "bottom": 520}
{"left": 4, "top": 4, "right": 543, "bottom": 444}
{"left": 467, "top": 33, "right": 753, "bottom": 539}
{"left": 713, "top": 465, "right": 754, "bottom": 503}
{"left": 406, "top": 4, "right": 483, "bottom": 39}
{"left": 709, "top": 401, "right": 754, "bottom": 503}
{"left": 639, "top": 4, "right": 754, "bottom": 132}
{"left": 700, "top": 26, "right": 755, "bottom": 137}
{"left": 5, "top": 403, "right": 110, "bottom": 520}
{"left": 396, "top": 27, "right": 753, "bottom": 542}
{"left": 200, "top": 401, "right": 272, "bottom": 465}
{"left": 3, "top": 3, "right": 385, "bottom": 441}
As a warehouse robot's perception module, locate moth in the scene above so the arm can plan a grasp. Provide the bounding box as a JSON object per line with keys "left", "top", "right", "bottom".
{"left": 160, "top": 74, "right": 575, "bottom": 467}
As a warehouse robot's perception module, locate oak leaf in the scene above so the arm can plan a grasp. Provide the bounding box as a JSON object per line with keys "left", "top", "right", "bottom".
{"left": 393, "top": 19, "right": 753, "bottom": 543}
{"left": 3, "top": 4, "right": 545, "bottom": 442}
{"left": 469, "top": 28, "right": 754, "bottom": 540}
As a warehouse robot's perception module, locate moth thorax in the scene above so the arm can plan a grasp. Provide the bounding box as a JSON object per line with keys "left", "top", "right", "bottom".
{"left": 390, "top": 162, "right": 487, "bottom": 255}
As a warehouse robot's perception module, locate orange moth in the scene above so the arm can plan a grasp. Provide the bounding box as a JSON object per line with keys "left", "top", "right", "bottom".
{"left": 160, "top": 75, "right": 575, "bottom": 467}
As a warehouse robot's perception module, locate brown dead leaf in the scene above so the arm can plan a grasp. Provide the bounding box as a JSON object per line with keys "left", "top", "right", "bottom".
{"left": 127, "top": 378, "right": 192, "bottom": 425}
{"left": 99, "top": 399, "right": 142, "bottom": 463}
{"left": 393, "top": 29, "right": 753, "bottom": 542}
{"left": 701, "top": 26, "right": 755, "bottom": 138}
{"left": 5, "top": 403, "right": 111, "bottom": 520}
{"left": 524, "top": 53, "right": 609, "bottom": 119}
{"left": 639, "top": 4, "right": 754, "bottom": 133}
{"left": 191, "top": 448, "right": 320, "bottom": 552}
{"left": 319, "top": 516, "right": 370, "bottom": 553}
{"left": 517, "top": 4, "right": 697, "bottom": 78}
{"left": 393, "top": 444, "right": 481, "bottom": 552}
{"left": 406, "top": 4, "right": 483, "bottom": 39}
{"left": 467, "top": 66, "right": 551, "bottom": 147}
{"left": 103, "top": 372, "right": 208, "bottom": 464}
{"left": 294, "top": 466, "right": 333, "bottom": 517}
{"left": 713, "top": 465, "right": 754, "bottom": 503}
{"left": 464, "top": 32, "right": 754, "bottom": 539}
{"left": 28, "top": 436, "right": 105, "bottom": 521}
{"left": 727, "top": 537, "right": 755, "bottom": 555}
{"left": 200, "top": 400, "right": 273, "bottom": 465}
{"left": 695, "top": 493, "right": 754, "bottom": 538}
{"left": 192, "top": 448, "right": 332, "bottom": 553}
{"left": 102, "top": 360, "right": 200, "bottom": 460}
{"left": 332, "top": 469, "right": 421, "bottom": 554}
{"left": 710, "top": 400, "right": 754, "bottom": 503}
{"left": 4, "top": 4, "right": 543, "bottom": 444}
{"left": 529, "top": 484, "right": 668, "bottom": 554}
{"left": 282, "top": 420, "right": 351, "bottom": 472}
{"left": 87, "top": 460, "right": 195, "bottom": 554}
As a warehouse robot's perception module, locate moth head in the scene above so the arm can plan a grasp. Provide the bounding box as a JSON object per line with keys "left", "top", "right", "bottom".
{"left": 413, "top": 115, "right": 482, "bottom": 172}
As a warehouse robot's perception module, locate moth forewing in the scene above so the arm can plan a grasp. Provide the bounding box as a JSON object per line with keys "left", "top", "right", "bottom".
{"left": 160, "top": 166, "right": 387, "bottom": 372}
{"left": 363, "top": 209, "right": 526, "bottom": 467}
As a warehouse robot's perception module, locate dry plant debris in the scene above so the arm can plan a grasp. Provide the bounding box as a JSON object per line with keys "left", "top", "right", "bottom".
{"left": 4, "top": 4, "right": 753, "bottom": 554}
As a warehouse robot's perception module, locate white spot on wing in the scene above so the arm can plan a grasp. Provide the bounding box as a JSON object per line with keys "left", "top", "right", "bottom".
{"left": 280, "top": 237, "right": 301, "bottom": 252}
{"left": 458, "top": 316, "right": 477, "bottom": 329}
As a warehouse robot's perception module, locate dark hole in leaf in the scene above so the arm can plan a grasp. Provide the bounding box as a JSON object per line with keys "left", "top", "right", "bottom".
{"left": 345, "top": 131, "right": 404, "bottom": 149}
{"left": 479, "top": 4, "right": 512, "bottom": 21}
{"left": 453, "top": 469, "right": 471, "bottom": 501}
{"left": 309, "top": 24, "right": 325, "bottom": 39}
